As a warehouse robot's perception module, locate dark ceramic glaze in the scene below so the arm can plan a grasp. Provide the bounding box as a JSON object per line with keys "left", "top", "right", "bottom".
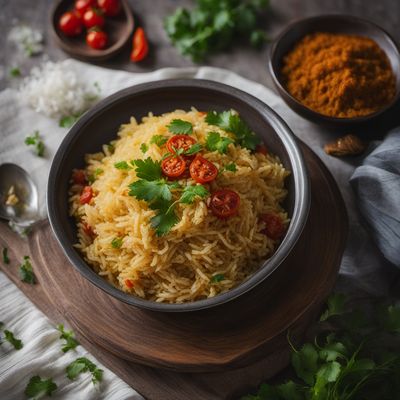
{"left": 269, "top": 15, "right": 400, "bottom": 127}
{"left": 47, "top": 79, "right": 310, "bottom": 312}
{"left": 50, "top": 0, "right": 134, "bottom": 62}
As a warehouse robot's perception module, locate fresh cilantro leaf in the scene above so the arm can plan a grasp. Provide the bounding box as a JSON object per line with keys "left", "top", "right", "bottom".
{"left": 2, "top": 248, "right": 10, "bottom": 264}
{"left": 319, "top": 341, "right": 347, "bottom": 362}
{"left": 211, "top": 274, "right": 225, "bottom": 283}
{"left": 25, "top": 376, "right": 57, "bottom": 399}
{"left": 111, "top": 237, "right": 123, "bottom": 249}
{"left": 25, "top": 131, "right": 45, "bottom": 157}
{"left": 185, "top": 143, "right": 203, "bottom": 155}
{"left": 19, "top": 256, "right": 35, "bottom": 284}
{"left": 59, "top": 115, "right": 80, "bottom": 128}
{"left": 128, "top": 179, "right": 173, "bottom": 203}
{"left": 9, "top": 67, "right": 21, "bottom": 77}
{"left": 66, "top": 357, "right": 103, "bottom": 384}
{"left": 3, "top": 330, "right": 23, "bottom": 350}
{"left": 133, "top": 158, "right": 162, "bottom": 181}
{"left": 223, "top": 162, "right": 237, "bottom": 172}
{"left": 57, "top": 324, "right": 79, "bottom": 353}
{"left": 276, "top": 381, "right": 303, "bottom": 400}
{"left": 205, "top": 111, "right": 261, "bottom": 150}
{"left": 140, "top": 143, "right": 149, "bottom": 154}
{"left": 167, "top": 119, "right": 193, "bottom": 135}
{"left": 320, "top": 293, "right": 347, "bottom": 321}
{"left": 150, "top": 206, "right": 179, "bottom": 236}
{"left": 291, "top": 343, "right": 319, "bottom": 385}
{"left": 205, "top": 131, "right": 234, "bottom": 154}
{"left": 88, "top": 168, "right": 103, "bottom": 184}
{"left": 180, "top": 185, "right": 209, "bottom": 204}
{"left": 150, "top": 135, "right": 168, "bottom": 147}
{"left": 114, "top": 161, "right": 131, "bottom": 170}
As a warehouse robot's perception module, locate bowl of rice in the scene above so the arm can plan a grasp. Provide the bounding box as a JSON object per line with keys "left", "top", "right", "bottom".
{"left": 47, "top": 79, "right": 310, "bottom": 312}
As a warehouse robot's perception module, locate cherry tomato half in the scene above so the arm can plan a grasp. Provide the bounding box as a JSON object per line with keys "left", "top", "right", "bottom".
{"left": 83, "top": 7, "right": 105, "bottom": 29}
{"left": 209, "top": 189, "right": 240, "bottom": 219}
{"left": 59, "top": 11, "right": 83, "bottom": 36}
{"left": 75, "top": 0, "right": 95, "bottom": 16}
{"left": 260, "top": 213, "right": 286, "bottom": 240}
{"left": 189, "top": 155, "right": 218, "bottom": 184}
{"left": 79, "top": 186, "right": 93, "bottom": 204}
{"left": 161, "top": 155, "right": 186, "bottom": 179}
{"left": 98, "top": 0, "right": 121, "bottom": 17}
{"left": 166, "top": 135, "right": 197, "bottom": 154}
{"left": 86, "top": 29, "right": 108, "bottom": 49}
{"left": 72, "top": 169, "right": 87, "bottom": 185}
{"left": 130, "top": 27, "right": 149, "bottom": 62}
{"left": 256, "top": 144, "right": 268, "bottom": 155}
{"left": 125, "top": 279, "right": 134, "bottom": 289}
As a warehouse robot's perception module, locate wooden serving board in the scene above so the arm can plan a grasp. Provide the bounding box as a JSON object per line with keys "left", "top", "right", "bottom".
{"left": 0, "top": 143, "right": 347, "bottom": 399}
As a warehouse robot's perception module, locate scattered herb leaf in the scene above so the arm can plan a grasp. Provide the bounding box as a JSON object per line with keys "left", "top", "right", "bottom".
{"left": 25, "top": 131, "right": 45, "bottom": 157}
{"left": 133, "top": 158, "right": 162, "bottom": 181}
{"left": 224, "top": 162, "right": 237, "bottom": 172}
{"left": 9, "top": 67, "right": 21, "bottom": 77}
{"left": 150, "top": 135, "right": 168, "bottom": 147}
{"left": 180, "top": 185, "right": 209, "bottom": 204}
{"left": 211, "top": 274, "right": 225, "bottom": 283}
{"left": 19, "top": 256, "right": 35, "bottom": 284}
{"left": 88, "top": 168, "right": 103, "bottom": 184}
{"left": 205, "top": 131, "right": 234, "bottom": 154}
{"left": 114, "top": 161, "right": 131, "bottom": 170}
{"left": 25, "top": 376, "right": 57, "bottom": 399}
{"left": 59, "top": 114, "right": 80, "bottom": 128}
{"left": 320, "top": 293, "right": 347, "bottom": 321}
{"left": 128, "top": 179, "right": 174, "bottom": 203}
{"left": 57, "top": 324, "right": 79, "bottom": 353}
{"left": 111, "top": 237, "right": 123, "bottom": 249}
{"left": 66, "top": 357, "right": 103, "bottom": 385}
{"left": 185, "top": 143, "right": 203, "bottom": 156}
{"left": 2, "top": 329, "right": 23, "bottom": 350}
{"left": 2, "top": 247, "right": 10, "bottom": 264}
{"left": 167, "top": 119, "right": 193, "bottom": 135}
{"left": 140, "top": 143, "right": 149, "bottom": 154}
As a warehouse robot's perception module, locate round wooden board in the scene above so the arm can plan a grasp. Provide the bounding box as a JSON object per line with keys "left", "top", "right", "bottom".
{"left": 30, "top": 142, "right": 347, "bottom": 373}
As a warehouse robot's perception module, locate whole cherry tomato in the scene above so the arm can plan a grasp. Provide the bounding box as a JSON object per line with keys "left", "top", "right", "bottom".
{"left": 260, "top": 213, "right": 286, "bottom": 240}
{"left": 161, "top": 155, "right": 186, "bottom": 179}
{"left": 75, "top": 0, "right": 96, "bottom": 16}
{"left": 72, "top": 169, "right": 87, "bottom": 185}
{"left": 79, "top": 185, "right": 93, "bottom": 204}
{"left": 130, "top": 27, "right": 149, "bottom": 62}
{"left": 189, "top": 155, "right": 218, "bottom": 184}
{"left": 98, "top": 0, "right": 121, "bottom": 17}
{"left": 166, "top": 135, "right": 197, "bottom": 154}
{"left": 86, "top": 29, "right": 108, "bottom": 49}
{"left": 209, "top": 189, "right": 240, "bottom": 219}
{"left": 59, "top": 11, "right": 83, "bottom": 36}
{"left": 83, "top": 7, "right": 105, "bottom": 29}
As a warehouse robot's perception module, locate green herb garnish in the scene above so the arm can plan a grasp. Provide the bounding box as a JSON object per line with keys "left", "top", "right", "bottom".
{"left": 59, "top": 115, "right": 80, "bottom": 128}
{"left": 133, "top": 157, "right": 163, "bottom": 180}
{"left": 57, "top": 324, "right": 79, "bottom": 353}
{"left": 140, "top": 143, "right": 149, "bottom": 154}
{"left": 25, "top": 131, "right": 45, "bottom": 157}
{"left": 66, "top": 357, "right": 103, "bottom": 385}
{"left": 25, "top": 376, "right": 57, "bottom": 399}
{"left": 88, "top": 168, "right": 103, "bottom": 184}
{"left": 180, "top": 185, "right": 209, "bottom": 204}
{"left": 167, "top": 119, "right": 193, "bottom": 135}
{"left": 111, "top": 237, "right": 123, "bottom": 249}
{"left": 19, "top": 256, "right": 35, "bottom": 284}
{"left": 114, "top": 161, "right": 132, "bottom": 170}
{"left": 107, "top": 144, "right": 115, "bottom": 154}
{"left": 185, "top": 143, "right": 203, "bottom": 155}
{"left": 206, "top": 110, "right": 261, "bottom": 151}
{"left": 2, "top": 247, "right": 10, "bottom": 264}
{"left": 2, "top": 329, "right": 23, "bottom": 350}
{"left": 205, "top": 131, "right": 234, "bottom": 154}
{"left": 9, "top": 67, "right": 21, "bottom": 77}
{"left": 211, "top": 274, "right": 225, "bottom": 283}
{"left": 150, "top": 135, "right": 168, "bottom": 147}
{"left": 223, "top": 162, "right": 237, "bottom": 172}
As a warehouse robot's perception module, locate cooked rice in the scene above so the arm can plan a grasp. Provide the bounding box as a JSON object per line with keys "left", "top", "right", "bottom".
{"left": 69, "top": 108, "right": 290, "bottom": 303}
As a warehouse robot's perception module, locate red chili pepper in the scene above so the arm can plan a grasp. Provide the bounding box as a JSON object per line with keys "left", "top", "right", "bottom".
{"left": 130, "top": 27, "right": 149, "bottom": 62}
{"left": 79, "top": 185, "right": 93, "bottom": 204}
{"left": 125, "top": 279, "right": 134, "bottom": 288}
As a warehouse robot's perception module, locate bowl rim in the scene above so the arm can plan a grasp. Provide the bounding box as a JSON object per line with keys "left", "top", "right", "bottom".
{"left": 268, "top": 14, "right": 400, "bottom": 124}
{"left": 47, "top": 79, "right": 310, "bottom": 312}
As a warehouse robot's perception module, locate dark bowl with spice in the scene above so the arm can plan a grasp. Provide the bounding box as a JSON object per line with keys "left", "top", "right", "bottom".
{"left": 47, "top": 79, "right": 310, "bottom": 312}
{"left": 269, "top": 15, "right": 400, "bottom": 127}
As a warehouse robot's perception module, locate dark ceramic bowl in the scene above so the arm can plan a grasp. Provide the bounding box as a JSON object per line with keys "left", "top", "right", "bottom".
{"left": 269, "top": 15, "right": 400, "bottom": 127}
{"left": 47, "top": 79, "right": 310, "bottom": 312}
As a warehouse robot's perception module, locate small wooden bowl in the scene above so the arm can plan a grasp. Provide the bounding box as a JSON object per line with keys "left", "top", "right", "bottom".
{"left": 268, "top": 15, "right": 400, "bottom": 127}
{"left": 50, "top": 0, "right": 134, "bottom": 62}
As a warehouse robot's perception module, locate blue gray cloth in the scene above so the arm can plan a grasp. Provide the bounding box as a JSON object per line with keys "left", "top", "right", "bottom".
{"left": 351, "top": 129, "right": 400, "bottom": 268}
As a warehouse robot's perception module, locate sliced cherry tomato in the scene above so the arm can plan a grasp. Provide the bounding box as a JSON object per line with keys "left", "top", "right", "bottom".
{"left": 98, "top": 0, "right": 121, "bottom": 16}
{"left": 83, "top": 7, "right": 105, "bottom": 28}
{"left": 198, "top": 111, "right": 207, "bottom": 116}
{"left": 256, "top": 144, "right": 268, "bottom": 155}
{"left": 209, "top": 189, "right": 240, "bottom": 219}
{"left": 161, "top": 155, "right": 186, "bottom": 178}
{"left": 189, "top": 155, "right": 218, "bottom": 184}
{"left": 82, "top": 222, "right": 95, "bottom": 237}
{"left": 260, "top": 213, "right": 286, "bottom": 240}
{"left": 125, "top": 279, "right": 134, "bottom": 289}
{"left": 166, "top": 135, "right": 197, "bottom": 154}
{"left": 130, "top": 27, "right": 149, "bottom": 62}
{"left": 86, "top": 29, "right": 108, "bottom": 49}
{"left": 79, "top": 185, "right": 93, "bottom": 204}
{"left": 72, "top": 169, "right": 87, "bottom": 185}
{"left": 59, "top": 11, "right": 83, "bottom": 36}
{"left": 75, "top": 0, "right": 95, "bottom": 16}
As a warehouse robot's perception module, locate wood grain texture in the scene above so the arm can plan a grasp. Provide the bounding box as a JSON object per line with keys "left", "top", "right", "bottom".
{"left": 0, "top": 142, "right": 347, "bottom": 399}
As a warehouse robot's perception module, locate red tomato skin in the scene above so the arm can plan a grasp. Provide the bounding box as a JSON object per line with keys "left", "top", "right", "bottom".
{"left": 75, "top": 0, "right": 95, "bottom": 15}
{"left": 59, "top": 11, "right": 83, "bottom": 36}
{"left": 83, "top": 7, "right": 105, "bottom": 28}
{"left": 125, "top": 279, "right": 134, "bottom": 288}
{"left": 161, "top": 155, "right": 186, "bottom": 179}
{"left": 166, "top": 135, "right": 197, "bottom": 154}
{"left": 72, "top": 169, "right": 87, "bottom": 185}
{"left": 189, "top": 155, "right": 218, "bottom": 184}
{"left": 209, "top": 189, "right": 240, "bottom": 219}
{"left": 86, "top": 30, "right": 108, "bottom": 49}
{"left": 98, "top": 0, "right": 121, "bottom": 17}
{"left": 79, "top": 186, "right": 93, "bottom": 204}
{"left": 260, "top": 213, "right": 286, "bottom": 240}
{"left": 82, "top": 222, "right": 95, "bottom": 237}
{"left": 256, "top": 144, "right": 268, "bottom": 155}
{"left": 130, "top": 27, "right": 149, "bottom": 62}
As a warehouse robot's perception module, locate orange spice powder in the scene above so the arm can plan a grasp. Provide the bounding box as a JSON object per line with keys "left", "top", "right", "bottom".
{"left": 281, "top": 32, "right": 396, "bottom": 118}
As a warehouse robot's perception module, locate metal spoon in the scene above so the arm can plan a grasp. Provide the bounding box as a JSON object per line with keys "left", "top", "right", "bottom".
{"left": 0, "top": 163, "right": 39, "bottom": 233}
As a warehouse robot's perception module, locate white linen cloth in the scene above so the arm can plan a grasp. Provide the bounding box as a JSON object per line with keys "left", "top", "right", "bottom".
{"left": 0, "top": 60, "right": 397, "bottom": 399}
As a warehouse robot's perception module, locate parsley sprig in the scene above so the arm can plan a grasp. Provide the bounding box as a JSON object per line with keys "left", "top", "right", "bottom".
{"left": 66, "top": 357, "right": 103, "bottom": 385}
{"left": 0, "top": 323, "right": 23, "bottom": 350}
{"left": 206, "top": 110, "right": 261, "bottom": 150}
{"left": 19, "top": 255, "right": 36, "bottom": 284}
{"left": 150, "top": 135, "right": 168, "bottom": 147}
{"left": 25, "top": 131, "right": 45, "bottom": 157}
{"left": 25, "top": 376, "right": 57, "bottom": 399}
{"left": 205, "top": 131, "right": 234, "bottom": 154}
{"left": 57, "top": 324, "right": 79, "bottom": 353}
{"left": 167, "top": 119, "right": 193, "bottom": 135}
